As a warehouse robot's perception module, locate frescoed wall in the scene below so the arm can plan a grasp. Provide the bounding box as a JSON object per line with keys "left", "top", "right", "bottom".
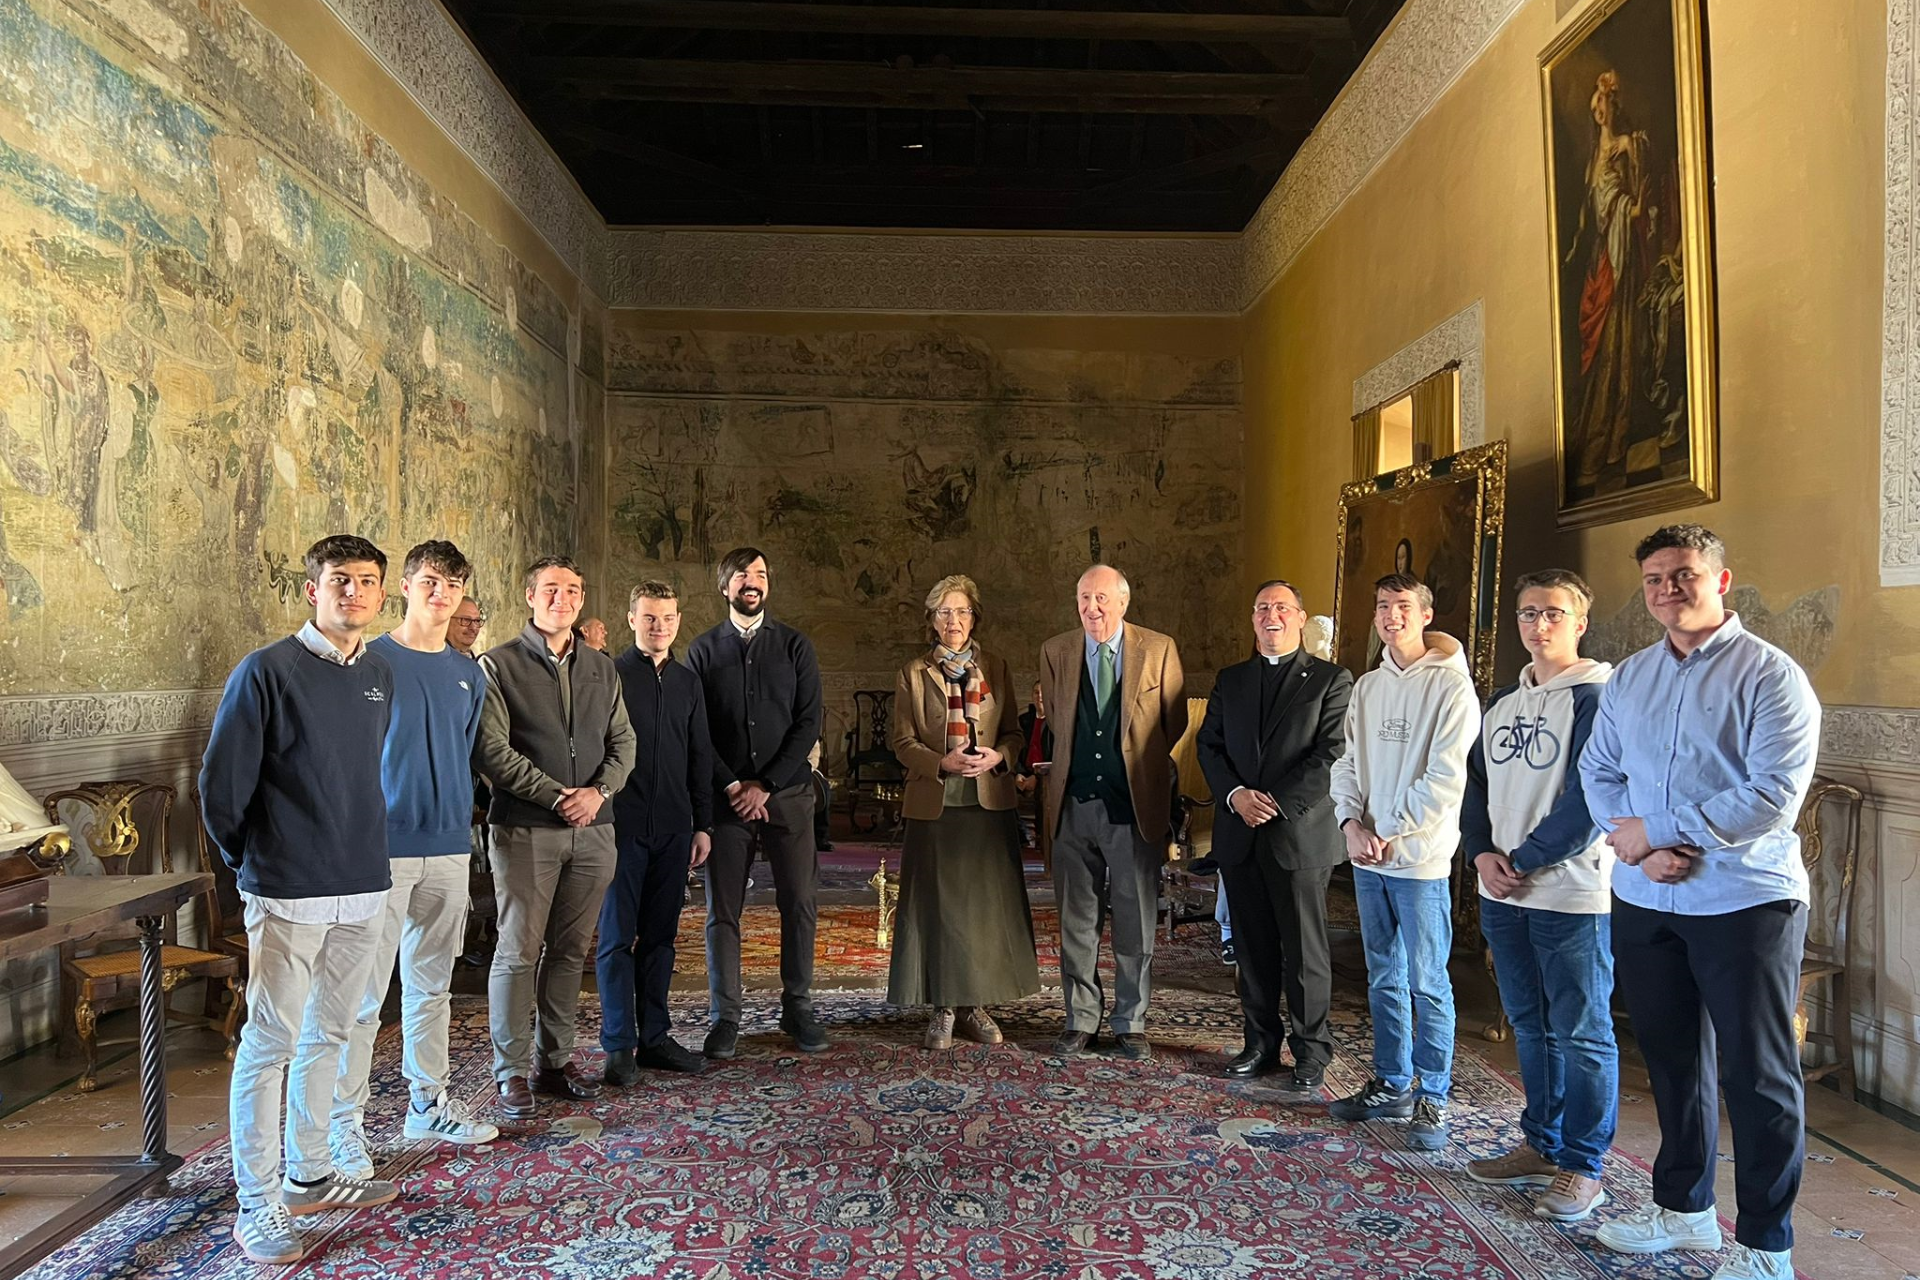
{"left": 0, "top": 0, "right": 579, "bottom": 697}
{"left": 601, "top": 312, "right": 1246, "bottom": 753}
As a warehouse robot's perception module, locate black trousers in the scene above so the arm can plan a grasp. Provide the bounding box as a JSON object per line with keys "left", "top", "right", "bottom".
{"left": 595, "top": 830, "right": 694, "bottom": 1052}
{"left": 1612, "top": 896, "right": 1807, "bottom": 1252}
{"left": 703, "top": 781, "right": 817, "bottom": 1023}
{"left": 1221, "top": 857, "right": 1336, "bottom": 1070}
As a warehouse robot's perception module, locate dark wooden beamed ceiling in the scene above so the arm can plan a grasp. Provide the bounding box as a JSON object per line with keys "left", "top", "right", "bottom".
{"left": 441, "top": 0, "right": 1412, "bottom": 232}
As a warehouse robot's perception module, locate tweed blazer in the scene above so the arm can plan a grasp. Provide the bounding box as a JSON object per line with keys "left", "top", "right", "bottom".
{"left": 1038, "top": 622, "right": 1187, "bottom": 849}
{"left": 890, "top": 647, "right": 1025, "bottom": 821}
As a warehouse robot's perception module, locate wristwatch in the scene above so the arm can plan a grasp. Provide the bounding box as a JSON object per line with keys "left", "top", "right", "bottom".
{"left": 595, "top": 783, "right": 613, "bottom": 800}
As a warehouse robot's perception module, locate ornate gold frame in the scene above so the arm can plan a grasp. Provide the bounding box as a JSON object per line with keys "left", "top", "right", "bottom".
{"left": 1332, "top": 440, "right": 1508, "bottom": 695}
{"left": 1540, "top": 0, "right": 1718, "bottom": 530}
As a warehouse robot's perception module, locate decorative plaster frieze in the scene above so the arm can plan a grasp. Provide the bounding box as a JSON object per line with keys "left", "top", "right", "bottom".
{"left": 1240, "top": 0, "right": 1528, "bottom": 308}
{"left": 1351, "top": 301, "right": 1487, "bottom": 446}
{"left": 0, "top": 691, "right": 222, "bottom": 748}
{"left": 606, "top": 229, "right": 1243, "bottom": 315}
{"left": 1824, "top": 704, "right": 1920, "bottom": 766}
{"left": 1883, "top": 0, "right": 1920, "bottom": 584}
{"left": 318, "top": 0, "right": 609, "bottom": 292}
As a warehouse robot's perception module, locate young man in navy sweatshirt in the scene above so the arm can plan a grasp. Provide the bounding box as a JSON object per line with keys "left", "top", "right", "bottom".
{"left": 1463, "top": 569, "right": 1616, "bottom": 1222}
{"left": 599, "top": 580, "right": 715, "bottom": 1082}
{"left": 330, "top": 541, "right": 497, "bottom": 1177}
{"left": 200, "top": 535, "right": 401, "bottom": 1265}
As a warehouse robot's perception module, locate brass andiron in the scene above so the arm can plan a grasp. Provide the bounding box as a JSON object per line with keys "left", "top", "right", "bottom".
{"left": 870, "top": 855, "right": 900, "bottom": 947}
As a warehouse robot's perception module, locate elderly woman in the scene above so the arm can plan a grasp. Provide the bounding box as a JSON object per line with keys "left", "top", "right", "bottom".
{"left": 888, "top": 574, "right": 1040, "bottom": 1049}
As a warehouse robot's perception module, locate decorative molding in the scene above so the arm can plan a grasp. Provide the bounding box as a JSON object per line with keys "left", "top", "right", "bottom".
{"left": 318, "top": 0, "right": 609, "bottom": 293}
{"left": 1883, "top": 0, "right": 1920, "bottom": 584}
{"left": 607, "top": 229, "right": 1243, "bottom": 315}
{"left": 1240, "top": 0, "right": 1528, "bottom": 308}
{"left": 1824, "top": 704, "right": 1920, "bottom": 766}
{"left": 0, "top": 691, "right": 222, "bottom": 749}
{"left": 1351, "top": 300, "right": 1487, "bottom": 446}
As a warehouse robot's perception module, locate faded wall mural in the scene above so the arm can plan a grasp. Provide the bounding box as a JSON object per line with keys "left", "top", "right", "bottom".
{"left": 603, "top": 323, "right": 1246, "bottom": 727}
{"left": 0, "top": 0, "right": 578, "bottom": 695}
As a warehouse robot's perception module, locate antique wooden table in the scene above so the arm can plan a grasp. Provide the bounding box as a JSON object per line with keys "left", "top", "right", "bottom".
{"left": 0, "top": 872, "right": 211, "bottom": 1280}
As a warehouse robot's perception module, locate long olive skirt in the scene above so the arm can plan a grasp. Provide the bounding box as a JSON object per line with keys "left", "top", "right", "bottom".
{"left": 885, "top": 805, "right": 1041, "bottom": 1009}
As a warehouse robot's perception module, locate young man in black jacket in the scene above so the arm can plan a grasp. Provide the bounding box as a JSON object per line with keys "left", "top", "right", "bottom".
{"left": 687, "top": 547, "right": 826, "bottom": 1056}
{"left": 599, "top": 580, "right": 715, "bottom": 1081}
{"left": 201, "top": 534, "right": 401, "bottom": 1265}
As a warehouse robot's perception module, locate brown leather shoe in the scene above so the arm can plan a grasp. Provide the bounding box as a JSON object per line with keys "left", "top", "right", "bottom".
{"left": 497, "top": 1076, "right": 535, "bottom": 1119}
{"left": 1049, "top": 1029, "right": 1094, "bottom": 1056}
{"left": 955, "top": 1008, "right": 1003, "bottom": 1045}
{"left": 532, "top": 1062, "right": 603, "bottom": 1100}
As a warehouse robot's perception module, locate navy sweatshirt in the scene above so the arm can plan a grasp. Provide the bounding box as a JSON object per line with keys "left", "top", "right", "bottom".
{"left": 198, "top": 635, "right": 394, "bottom": 898}
{"left": 612, "top": 646, "right": 716, "bottom": 839}
{"left": 369, "top": 634, "right": 487, "bottom": 856}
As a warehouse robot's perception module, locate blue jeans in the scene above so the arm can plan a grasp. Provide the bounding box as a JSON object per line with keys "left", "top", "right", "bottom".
{"left": 1480, "top": 898, "right": 1619, "bottom": 1178}
{"left": 1354, "top": 869, "right": 1456, "bottom": 1100}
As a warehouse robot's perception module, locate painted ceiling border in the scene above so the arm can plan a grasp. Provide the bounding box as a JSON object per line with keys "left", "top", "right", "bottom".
{"left": 1237, "top": 0, "right": 1529, "bottom": 310}
{"left": 1352, "top": 300, "right": 1487, "bottom": 447}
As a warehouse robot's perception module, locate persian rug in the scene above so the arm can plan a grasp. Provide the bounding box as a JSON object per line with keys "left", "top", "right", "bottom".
{"left": 22, "top": 989, "right": 1767, "bottom": 1280}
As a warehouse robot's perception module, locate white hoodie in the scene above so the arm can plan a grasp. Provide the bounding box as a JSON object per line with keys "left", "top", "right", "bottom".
{"left": 1330, "top": 633, "right": 1482, "bottom": 879}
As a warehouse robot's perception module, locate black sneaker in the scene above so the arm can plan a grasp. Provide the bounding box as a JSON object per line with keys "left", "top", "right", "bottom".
{"left": 635, "top": 1037, "right": 705, "bottom": 1074}
{"left": 780, "top": 1007, "right": 829, "bottom": 1053}
{"left": 703, "top": 1020, "right": 740, "bottom": 1060}
{"left": 1328, "top": 1077, "right": 1415, "bottom": 1121}
{"left": 601, "top": 1049, "right": 640, "bottom": 1087}
{"left": 1407, "top": 1097, "right": 1450, "bottom": 1150}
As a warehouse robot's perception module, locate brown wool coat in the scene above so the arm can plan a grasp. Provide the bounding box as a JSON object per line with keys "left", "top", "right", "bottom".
{"left": 890, "top": 647, "right": 1025, "bottom": 821}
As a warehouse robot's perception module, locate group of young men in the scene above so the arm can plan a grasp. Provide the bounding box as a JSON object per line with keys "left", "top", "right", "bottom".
{"left": 1198, "top": 522, "right": 1814, "bottom": 1280}
{"left": 199, "top": 520, "right": 1818, "bottom": 1280}
{"left": 199, "top": 537, "right": 825, "bottom": 1264}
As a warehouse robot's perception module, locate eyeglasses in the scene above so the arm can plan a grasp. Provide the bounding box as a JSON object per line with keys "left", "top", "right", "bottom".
{"left": 1252, "top": 603, "right": 1300, "bottom": 617}
{"left": 933, "top": 608, "right": 975, "bottom": 621}
{"left": 1516, "top": 608, "right": 1572, "bottom": 625}
{"left": 451, "top": 616, "right": 485, "bottom": 627}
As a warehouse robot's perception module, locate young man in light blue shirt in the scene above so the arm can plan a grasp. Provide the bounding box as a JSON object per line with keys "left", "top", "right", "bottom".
{"left": 1580, "top": 524, "right": 1821, "bottom": 1280}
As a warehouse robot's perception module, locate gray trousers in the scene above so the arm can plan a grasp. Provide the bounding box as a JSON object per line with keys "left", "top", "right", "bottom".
{"left": 703, "top": 781, "right": 817, "bottom": 1023}
{"left": 488, "top": 823, "right": 616, "bottom": 1080}
{"left": 1053, "top": 796, "right": 1161, "bottom": 1034}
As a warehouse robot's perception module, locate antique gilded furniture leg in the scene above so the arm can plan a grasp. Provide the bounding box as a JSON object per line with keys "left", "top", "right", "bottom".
{"left": 1482, "top": 944, "right": 1511, "bottom": 1042}
{"left": 870, "top": 856, "right": 900, "bottom": 947}
{"left": 73, "top": 996, "right": 99, "bottom": 1092}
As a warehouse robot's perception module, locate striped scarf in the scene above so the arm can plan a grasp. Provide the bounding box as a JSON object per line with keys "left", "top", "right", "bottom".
{"left": 935, "top": 645, "right": 993, "bottom": 753}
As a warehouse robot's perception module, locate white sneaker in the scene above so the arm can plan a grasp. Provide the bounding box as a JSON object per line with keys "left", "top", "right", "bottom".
{"left": 232, "top": 1203, "right": 304, "bottom": 1264}
{"left": 329, "top": 1122, "right": 376, "bottom": 1179}
{"left": 1595, "top": 1202, "right": 1723, "bottom": 1255}
{"left": 1711, "top": 1244, "right": 1792, "bottom": 1279}
{"left": 403, "top": 1090, "right": 500, "bottom": 1145}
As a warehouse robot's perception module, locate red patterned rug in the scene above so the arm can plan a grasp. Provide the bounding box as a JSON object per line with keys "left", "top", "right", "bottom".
{"left": 22, "top": 988, "right": 1768, "bottom": 1280}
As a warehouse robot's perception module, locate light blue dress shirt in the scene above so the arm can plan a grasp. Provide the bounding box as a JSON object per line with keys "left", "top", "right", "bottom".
{"left": 1580, "top": 612, "right": 1821, "bottom": 914}
{"left": 1084, "top": 621, "right": 1125, "bottom": 684}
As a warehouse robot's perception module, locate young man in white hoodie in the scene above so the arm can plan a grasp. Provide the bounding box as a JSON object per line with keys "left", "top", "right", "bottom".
{"left": 1462, "top": 569, "right": 1615, "bottom": 1221}
{"left": 1329, "top": 573, "right": 1480, "bottom": 1151}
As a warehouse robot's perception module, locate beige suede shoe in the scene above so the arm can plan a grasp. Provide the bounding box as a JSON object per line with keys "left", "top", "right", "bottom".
{"left": 924, "top": 1008, "right": 955, "bottom": 1050}
{"left": 956, "top": 1007, "right": 1004, "bottom": 1045}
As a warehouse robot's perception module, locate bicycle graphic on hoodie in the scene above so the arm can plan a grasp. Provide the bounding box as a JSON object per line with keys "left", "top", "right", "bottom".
{"left": 1489, "top": 713, "right": 1563, "bottom": 770}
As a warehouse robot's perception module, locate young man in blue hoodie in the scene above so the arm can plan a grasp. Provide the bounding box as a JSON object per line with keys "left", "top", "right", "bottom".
{"left": 1328, "top": 572, "right": 1481, "bottom": 1151}
{"left": 1463, "top": 569, "right": 1615, "bottom": 1222}
{"left": 331, "top": 541, "right": 497, "bottom": 1177}
{"left": 201, "top": 535, "right": 401, "bottom": 1265}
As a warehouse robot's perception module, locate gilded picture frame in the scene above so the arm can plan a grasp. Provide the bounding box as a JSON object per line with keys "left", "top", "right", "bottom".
{"left": 1332, "top": 440, "right": 1508, "bottom": 696}
{"left": 1541, "top": 0, "right": 1718, "bottom": 530}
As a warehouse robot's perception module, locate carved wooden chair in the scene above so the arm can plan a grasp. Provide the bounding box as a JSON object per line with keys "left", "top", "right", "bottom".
{"left": 188, "top": 784, "right": 251, "bottom": 1029}
{"left": 1161, "top": 696, "right": 1218, "bottom": 939}
{"left": 1796, "top": 776, "right": 1865, "bottom": 1096}
{"left": 42, "top": 780, "right": 240, "bottom": 1091}
{"left": 842, "top": 689, "right": 904, "bottom": 833}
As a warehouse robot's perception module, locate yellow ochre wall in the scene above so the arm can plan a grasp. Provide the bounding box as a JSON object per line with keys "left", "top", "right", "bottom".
{"left": 1240, "top": 0, "right": 1892, "bottom": 702}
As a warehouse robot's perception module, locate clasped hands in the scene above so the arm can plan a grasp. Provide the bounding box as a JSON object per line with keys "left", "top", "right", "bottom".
{"left": 1341, "top": 819, "right": 1392, "bottom": 866}
{"left": 939, "top": 745, "right": 1003, "bottom": 778}
{"left": 726, "top": 780, "right": 772, "bottom": 821}
{"left": 554, "top": 785, "right": 605, "bottom": 828}
{"left": 1607, "top": 816, "right": 1698, "bottom": 884}
{"left": 1230, "top": 789, "right": 1281, "bottom": 827}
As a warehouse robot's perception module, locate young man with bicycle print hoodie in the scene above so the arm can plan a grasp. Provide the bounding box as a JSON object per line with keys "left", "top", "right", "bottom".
{"left": 1461, "top": 569, "right": 1615, "bottom": 1224}
{"left": 1328, "top": 571, "right": 1481, "bottom": 1152}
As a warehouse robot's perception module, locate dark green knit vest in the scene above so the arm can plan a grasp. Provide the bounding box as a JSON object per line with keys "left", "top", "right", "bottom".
{"left": 1064, "top": 653, "right": 1133, "bottom": 825}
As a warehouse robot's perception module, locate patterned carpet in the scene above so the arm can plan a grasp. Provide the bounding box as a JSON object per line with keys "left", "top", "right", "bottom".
{"left": 24, "top": 987, "right": 1753, "bottom": 1280}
